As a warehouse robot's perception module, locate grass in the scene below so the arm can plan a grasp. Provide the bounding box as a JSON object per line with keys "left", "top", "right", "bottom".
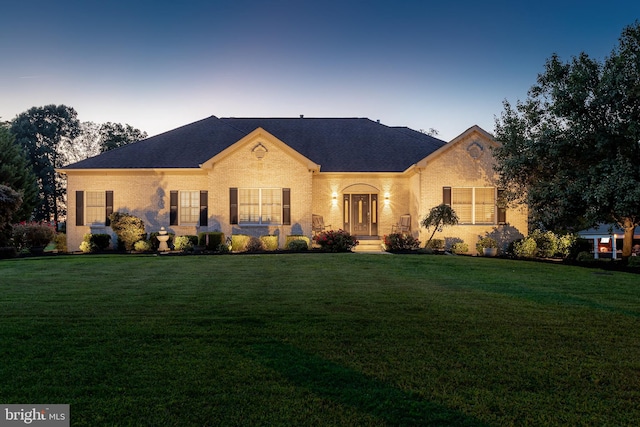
{"left": 1, "top": 254, "right": 639, "bottom": 426}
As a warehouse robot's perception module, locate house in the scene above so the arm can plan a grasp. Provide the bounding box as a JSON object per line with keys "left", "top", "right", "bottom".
{"left": 578, "top": 224, "right": 640, "bottom": 259}
{"left": 57, "top": 116, "right": 528, "bottom": 252}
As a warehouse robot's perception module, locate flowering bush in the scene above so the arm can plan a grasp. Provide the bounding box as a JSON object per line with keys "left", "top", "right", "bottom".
{"left": 313, "top": 229, "right": 358, "bottom": 252}
{"left": 11, "top": 222, "right": 56, "bottom": 251}
{"left": 383, "top": 233, "right": 421, "bottom": 252}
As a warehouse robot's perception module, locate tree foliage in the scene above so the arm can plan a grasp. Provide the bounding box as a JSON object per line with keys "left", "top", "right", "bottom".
{"left": 59, "top": 121, "right": 102, "bottom": 166}
{"left": 494, "top": 22, "right": 640, "bottom": 258}
{"left": 0, "top": 184, "right": 23, "bottom": 245}
{"left": 0, "top": 125, "right": 38, "bottom": 221}
{"left": 10, "top": 105, "right": 81, "bottom": 223}
{"left": 99, "top": 122, "right": 147, "bottom": 152}
{"left": 420, "top": 204, "right": 459, "bottom": 245}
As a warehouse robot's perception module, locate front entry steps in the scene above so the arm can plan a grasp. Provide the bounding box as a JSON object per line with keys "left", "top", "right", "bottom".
{"left": 353, "top": 237, "right": 385, "bottom": 253}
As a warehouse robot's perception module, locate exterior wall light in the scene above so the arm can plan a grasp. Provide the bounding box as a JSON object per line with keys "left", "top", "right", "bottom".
{"left": 384, "top": 194, "right": 390, "bottom": 206}
{"left": 332, "top": 192, "right": 338, "bottom": 206}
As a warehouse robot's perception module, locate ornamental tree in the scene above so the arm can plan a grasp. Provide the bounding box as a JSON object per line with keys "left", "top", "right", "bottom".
{"left": 421, "top": 204, "right": 459, "bottom": 246}
{"left": 494, "top": 22, "right": 640, "bottom": 259}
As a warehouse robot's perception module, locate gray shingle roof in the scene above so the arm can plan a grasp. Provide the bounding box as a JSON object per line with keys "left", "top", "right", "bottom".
{"left": 62, "top": 116, "right": 447, "bottom": 172}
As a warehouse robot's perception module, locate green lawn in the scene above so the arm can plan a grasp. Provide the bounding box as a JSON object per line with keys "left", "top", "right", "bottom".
{"left": 1, "top": 254, "right": 639, "bottom": 426}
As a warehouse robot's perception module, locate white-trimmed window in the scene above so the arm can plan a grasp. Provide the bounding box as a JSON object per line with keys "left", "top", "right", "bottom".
{"left": 452, "top": 187, "right": 495, "bottom": 224}
{"left": 180, "top": 191, "right": 200, "bottom": 224}
{"left": 239, "top": 188, "right": 282, "bottom": 225}
{"left": 85, "top": 191, "right": 106, "bottom": 224}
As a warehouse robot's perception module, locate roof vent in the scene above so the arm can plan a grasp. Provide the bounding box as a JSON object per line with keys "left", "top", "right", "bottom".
{"left": 300, "top": 114, "right": 304, "bottom": 119}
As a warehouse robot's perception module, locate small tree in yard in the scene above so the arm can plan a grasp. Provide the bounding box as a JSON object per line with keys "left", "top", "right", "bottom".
{"left": 109, "top": 212, "right": 145, "bottom": 251}
{"left": 421, "top": 204, "right": 459, "bottom": 247}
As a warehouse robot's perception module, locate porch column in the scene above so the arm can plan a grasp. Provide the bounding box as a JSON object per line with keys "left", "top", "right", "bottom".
{"left": 594, "top": 238, "right": 599, "bottom": 259}
{"left": 612, "top": 235, "right": 617, "bottom": 260}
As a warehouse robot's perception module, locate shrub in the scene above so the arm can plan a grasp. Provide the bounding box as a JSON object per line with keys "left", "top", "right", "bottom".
{"left": 91, "top": 233, "right": 112, "bottom": 250}
{"left": 134, "top": 240, "right": 152, "bottom": 252}
{"left": 286, "top": 239, "right": 308, "bottom": 251}
{"left": 80, "top": 233, "right": 112, "bottom": 253}
{"left": 530, "top": 229, "right": 558, "bottom": 258}
{"left": 576, "top": 251, "right": 595, "bottom": 263}
{"left": 556, "top": 233, "right": 578, "bottom": 258}
{"left": 425, "top": 238, "right": 444, "bottom": 251}
{"left": 451, "top": 242, "right": 469, "bottom": 254}
{"left": 198, "top": 232, "right": 225, "bottom": 250}
{"left": 383, "top": 233, "right": 421, "bottom": 252}
{"left": 628, "top": 256, "right": 640, "bottom": 268}
{"left": 285, "top": 235, "right": 310, "bottom": 248}
{"left": 54, "top": 233, "right": 67, "bottom": 253}
{"left": 174, "top": 236, "right": 194, "bottom": 252}
{"left": 0, "top": 247, "right": 17, "bottom": 259}
{"left": 79, "top": 240, "right": 94, "bottom": 253}
{"left": 109, "top": 212, "right": 146, "bottom": 251}
{"left": 11, "top": 222, "right": 56, "bottom": 250}
{"left": 568, "top": 238, "right": 593, "bottom": 260}
{"left": 231, "top": 234, "right": 251, "bottom": 252}
{"left": 313, "top": 229, "right": 358, "bottom": 252}
{"left": 513, "top": 237, "right": 537, "bottom": 258}
{"left": 217, "top": 243, "right": 230, "bottom": 254}
{"left": 245, "top": 236, "right": 264, "bottom": 252}
{"left": 260, "top": 235, "right": 278, "bottom": 251}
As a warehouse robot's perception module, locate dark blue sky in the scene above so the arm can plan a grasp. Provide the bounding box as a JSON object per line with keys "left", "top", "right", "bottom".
{"left": 1, "top": 0, "right": 638, "bottom": 140}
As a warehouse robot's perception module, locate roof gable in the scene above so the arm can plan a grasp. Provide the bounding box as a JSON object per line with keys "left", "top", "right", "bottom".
{"left": 200, "top": 127, "right": 320, "bottom": 171}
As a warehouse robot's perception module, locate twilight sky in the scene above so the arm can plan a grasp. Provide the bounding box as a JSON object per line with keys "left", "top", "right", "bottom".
{"left": 1, "top": 0, "right": 638, "bottom": 141}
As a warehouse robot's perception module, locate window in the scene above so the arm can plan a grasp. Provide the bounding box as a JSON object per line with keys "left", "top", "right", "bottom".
{"left": 450, "top": 187, "right": 495, "bottom": 224}
{"left": 239, "top": 188, "right": 281, "bottom": 224}
{"left": 180, "top": 191, "right": 200, "bottom": 224}
{"left": 169, "top": 190, "right": 207, "bottom": 226}
{"left": 76, "top": 191, "right": 113, "bottom": 226}
{"left": 85, "top": 191, "right": 106, "bottom": 224}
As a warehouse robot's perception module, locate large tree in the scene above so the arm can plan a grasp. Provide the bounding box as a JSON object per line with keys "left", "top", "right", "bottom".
{"left": 0, "top": 125, "right": 38, "bottom": 221}
{"left": 10, "top": 105, "right": 81, "bottom": 223}
{"left": 99, "top": 122, "right": 147, "bottom": 152}
{"left": 59, "top": 121, "right": 102, "bottom": 166}
{"left": 494, "top": 22, "right": 640, "bottom": 258}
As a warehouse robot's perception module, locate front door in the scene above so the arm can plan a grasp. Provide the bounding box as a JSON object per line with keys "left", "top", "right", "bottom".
{"left": 342, "top": 193, "right": 379, "bottom": 236}
{"left": 351, "top": 194, "right": 370, "bottom": 236}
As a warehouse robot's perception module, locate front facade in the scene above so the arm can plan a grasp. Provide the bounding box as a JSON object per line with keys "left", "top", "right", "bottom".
{"left": 59, "top": 116, "right": 528, "bottom": 252}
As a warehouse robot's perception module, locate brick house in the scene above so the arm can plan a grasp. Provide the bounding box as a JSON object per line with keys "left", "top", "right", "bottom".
{"left": 58, "top": 116, "right": 528, "bottom": 252}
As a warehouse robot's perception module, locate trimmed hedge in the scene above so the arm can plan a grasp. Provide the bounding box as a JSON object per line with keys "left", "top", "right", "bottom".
{"left": 231, "top": 234, "right": 251, "bottom": 252}
{"left": 285, "top": 235, "right": 310, "bottom": 248}
{"left": 260, "top": 235, "right": 279, "bottom": 251}
{"left": 198, "top": 232, "right": 225, "bottom": 251}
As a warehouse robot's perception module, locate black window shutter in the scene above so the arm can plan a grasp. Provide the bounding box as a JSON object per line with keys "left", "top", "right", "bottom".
{"left": 443, "top": 187, "right": 452, "bottom": 206}
{"left": 282, "top": 188, "right": 291, "bottom": 225}
{"left": 76, "top": 191, "right": 84, "bottom": 226}
{"left": 497, "top": 189, "right": 507, "bottom": 224}
{"left": 230, "top": 188, "right": 238, "bottom": 225}
{"left": 170, "top": 191, "right": 178, "bottom": 226}
{"left": 105, "top": 191, "right": 113, "bottom": 226}
{"left": 200, "top": 190, "right": 208, "bottom": 226}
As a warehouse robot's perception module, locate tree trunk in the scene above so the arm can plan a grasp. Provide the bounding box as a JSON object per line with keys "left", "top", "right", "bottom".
{"left": 621, "top": 217, "right": 636, "bottom": 259}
